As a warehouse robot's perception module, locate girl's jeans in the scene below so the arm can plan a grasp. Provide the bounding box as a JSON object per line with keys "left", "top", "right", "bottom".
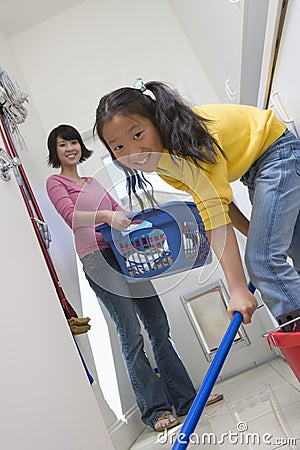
{"left": 241, "top": 129, "right": 300, "bottom": 319}
{"left": 81, "top": 248, "right": 196, "bottom": 427}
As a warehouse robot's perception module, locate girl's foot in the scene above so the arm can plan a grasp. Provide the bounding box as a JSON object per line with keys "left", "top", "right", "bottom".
{"left": 153, "top": 412, "right": 180, "bottom": 432}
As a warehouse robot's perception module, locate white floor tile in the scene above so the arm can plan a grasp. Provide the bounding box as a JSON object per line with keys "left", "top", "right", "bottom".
{"left": 129, "top": 358, "right": 300, "bottom": 450}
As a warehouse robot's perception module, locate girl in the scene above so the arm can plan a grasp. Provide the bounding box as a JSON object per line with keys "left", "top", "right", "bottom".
{"left": 94, "top": 80, "right": 300, "bottom": 327}
{"left": 46, "top": 124, "right": 223, "bottom": 432}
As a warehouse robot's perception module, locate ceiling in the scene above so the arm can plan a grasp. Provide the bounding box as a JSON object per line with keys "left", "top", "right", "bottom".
{"left": 0, "top": 0, "right": 85, "bottom": 37}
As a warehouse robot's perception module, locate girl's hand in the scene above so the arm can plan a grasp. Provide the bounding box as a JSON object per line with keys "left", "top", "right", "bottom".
{"left": 227, "top": 289, "right": 258, "bottom": 324}
{"left": 107, "top": 210, "right": 131, "bottom": 230}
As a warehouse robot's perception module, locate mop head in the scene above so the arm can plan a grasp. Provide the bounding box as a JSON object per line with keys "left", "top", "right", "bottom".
{"left": 0, "top": 66, "right": 29, "bottom": 151}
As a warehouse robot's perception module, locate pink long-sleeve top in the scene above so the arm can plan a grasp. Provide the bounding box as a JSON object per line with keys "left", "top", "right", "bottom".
{"left": 46, "top": 174, "right": 123, "bottom": 259}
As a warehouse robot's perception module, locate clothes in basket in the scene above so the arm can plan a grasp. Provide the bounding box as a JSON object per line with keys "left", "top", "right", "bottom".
{"left": 96, "top": 201, "right": 211, "bottom": 282}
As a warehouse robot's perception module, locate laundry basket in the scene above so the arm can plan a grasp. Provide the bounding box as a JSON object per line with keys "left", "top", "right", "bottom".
{"left": 96, "top": 201, "right": 211, "bottom": 282}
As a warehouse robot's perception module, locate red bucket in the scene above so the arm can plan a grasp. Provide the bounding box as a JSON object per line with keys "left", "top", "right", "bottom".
{"left": 266, "top": 330, "right": 300, "bottom": 382}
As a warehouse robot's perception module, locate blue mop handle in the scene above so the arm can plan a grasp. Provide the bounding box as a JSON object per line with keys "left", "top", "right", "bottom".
{"left": 172, "top": 311, "right": 243, "bottom": 449}
{"left": 172, "top": 282, "right": 255, "bottom": 449}
{"left": 73, "top": 336, "right": 94, "bottom": 385}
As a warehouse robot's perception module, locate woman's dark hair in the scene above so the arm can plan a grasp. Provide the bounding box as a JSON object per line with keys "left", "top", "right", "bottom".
{"left": 47, "top": 124, "right": 93, "bottom": 168}
{"left": 94, "top": 80, "right": 223, "bottom": 207}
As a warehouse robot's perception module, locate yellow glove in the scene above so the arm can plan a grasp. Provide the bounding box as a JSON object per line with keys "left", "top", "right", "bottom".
{"left": 68, "top": 317, "right": 91, "bottom": 334}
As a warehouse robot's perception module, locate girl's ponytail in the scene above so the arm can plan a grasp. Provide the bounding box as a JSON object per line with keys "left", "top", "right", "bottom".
{"left": 143, "top": 81, "right": 221, "bottom": 166}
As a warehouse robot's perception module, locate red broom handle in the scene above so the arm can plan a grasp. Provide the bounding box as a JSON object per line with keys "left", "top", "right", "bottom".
{"left": 0, "top": 114, "right": 45, "bottom": 220}
{"left": 0, "top": 115, "right": 77, "bottom": 319}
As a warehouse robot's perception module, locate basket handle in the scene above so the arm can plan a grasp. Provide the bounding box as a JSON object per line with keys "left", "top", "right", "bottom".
{"left": 262, "top": 316, "right": 300, "bottom": 337}
{"left": 121, "top": 220, "right": 153, "bottom": 236}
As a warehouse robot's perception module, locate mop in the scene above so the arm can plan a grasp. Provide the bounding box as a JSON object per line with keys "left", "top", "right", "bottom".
{"left": 172, "top": 282, "right": 256, "bottom": 450}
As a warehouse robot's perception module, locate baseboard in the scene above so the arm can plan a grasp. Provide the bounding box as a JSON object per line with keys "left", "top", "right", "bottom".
{"left": 108, "top": 404, "right": 146, "bottom": 450}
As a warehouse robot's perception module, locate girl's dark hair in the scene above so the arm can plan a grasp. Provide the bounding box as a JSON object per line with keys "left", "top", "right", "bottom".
{"left": 47, "top": 124, "right": 93, "bottom": 168}
{"left": 94, "top": 81, "right": 223, "bottom": 207}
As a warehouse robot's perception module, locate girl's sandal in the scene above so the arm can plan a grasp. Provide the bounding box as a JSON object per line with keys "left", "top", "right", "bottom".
{"left": 153, "top": 412, "right": 180, "bottom": 432}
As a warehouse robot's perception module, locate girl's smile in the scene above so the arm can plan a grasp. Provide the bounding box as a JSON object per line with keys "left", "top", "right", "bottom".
{"left": 102, "top": 114, "right": 163, "bottom": 172}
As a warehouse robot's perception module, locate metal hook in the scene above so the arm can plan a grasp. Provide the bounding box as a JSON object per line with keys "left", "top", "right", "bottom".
{"left": 0, "top": 147, "right": 21, "bottom": 181}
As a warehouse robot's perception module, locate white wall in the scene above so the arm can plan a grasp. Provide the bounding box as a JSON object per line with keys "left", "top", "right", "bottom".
{"left": 0, "top": 160, "right": 114, "bottom": 450}
{"left": 10, "top": 0, "right": 218, "bottom": 134}
{"left": 169, "top": 0, "right": 270, "bottom": 106}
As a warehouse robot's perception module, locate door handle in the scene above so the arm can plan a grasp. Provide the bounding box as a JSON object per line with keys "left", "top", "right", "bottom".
{"left": 224, "top": 79, "right": 238, "bottom": 101}
{"left": 269, "top": 91, "right": 299, "bottom": 138}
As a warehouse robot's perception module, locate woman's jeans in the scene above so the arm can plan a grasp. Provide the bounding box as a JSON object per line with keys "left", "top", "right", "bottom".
{"left": 241, "top": 129, "right": 300, "bottom": 319}
{"left": 81, "top": 248, "right": 196, "bottom": 427}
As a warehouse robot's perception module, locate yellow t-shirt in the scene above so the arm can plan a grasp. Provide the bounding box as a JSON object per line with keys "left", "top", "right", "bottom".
{"left": 156, "top": 103, "right": 286, "bottom": 230}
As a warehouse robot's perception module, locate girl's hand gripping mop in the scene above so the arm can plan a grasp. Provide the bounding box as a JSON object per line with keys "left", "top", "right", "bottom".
{"left": 172, "top": 282, "right": 256, "bottom": 450}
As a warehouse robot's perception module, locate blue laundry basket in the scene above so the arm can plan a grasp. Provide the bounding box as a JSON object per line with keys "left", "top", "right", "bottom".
{"left": 96, "top": 201, "right": 211, "bottom": 282}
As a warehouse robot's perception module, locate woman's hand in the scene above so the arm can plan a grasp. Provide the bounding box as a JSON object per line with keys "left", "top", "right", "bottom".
{"left": 105, "top": 210, "right": 131, "bottom": 230}
{"left": 227, "top": 289, "right": 258, "bottom": 324}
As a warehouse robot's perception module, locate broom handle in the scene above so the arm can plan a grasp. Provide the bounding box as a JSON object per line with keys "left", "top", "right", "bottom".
{"left": 172, "top": 282, "right": 255, "bottom": 449}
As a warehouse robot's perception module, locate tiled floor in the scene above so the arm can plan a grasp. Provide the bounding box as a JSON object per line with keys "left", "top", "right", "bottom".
{"left": 130, "top": 357, "right": 300, "bottom": 449}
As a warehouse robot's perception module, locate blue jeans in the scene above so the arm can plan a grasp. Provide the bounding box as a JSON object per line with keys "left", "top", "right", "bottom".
{"left": 81, "top": 248, "right": 196, "bottom": 427}
{"left": 241, "top": 129, "right": 300, "bottom": 319}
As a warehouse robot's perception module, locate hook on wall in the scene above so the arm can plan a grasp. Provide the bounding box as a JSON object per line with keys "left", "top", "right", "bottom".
{"left": 0, "top": 147, "right": 20, "bottom": 181}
